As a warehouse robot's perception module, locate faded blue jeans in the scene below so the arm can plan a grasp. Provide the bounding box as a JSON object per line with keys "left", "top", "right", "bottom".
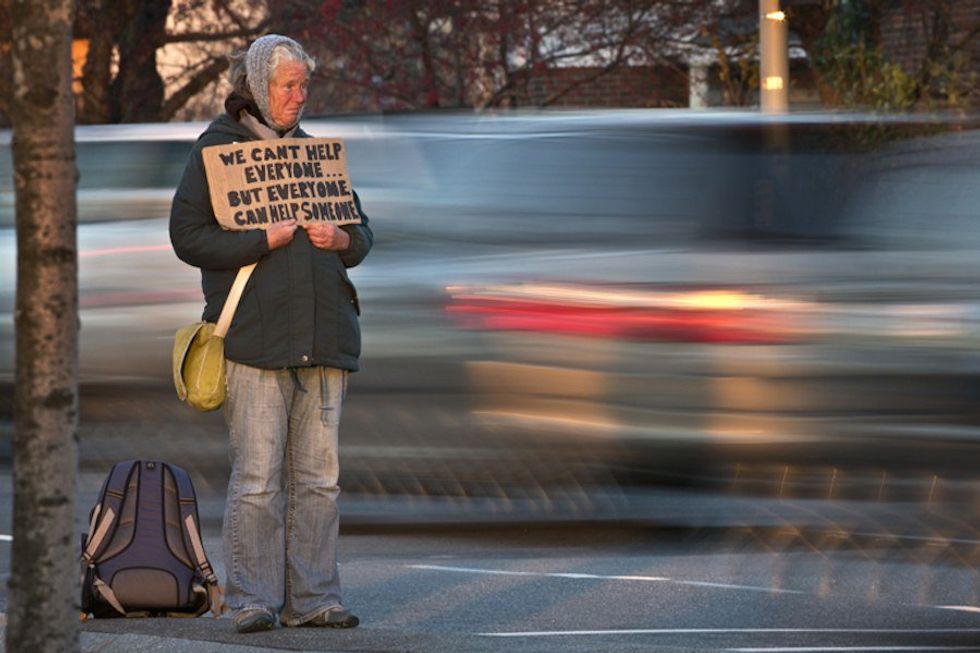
{"left": 222, "top": 360, "right": 348, "bottom": 625}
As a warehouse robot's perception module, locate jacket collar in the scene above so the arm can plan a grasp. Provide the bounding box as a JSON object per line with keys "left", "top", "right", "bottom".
{"left": 239, "top": 111, "right": 298, "bottom": 140}
{"left": 224, "top": 91, "right": 298, "bottom": 139}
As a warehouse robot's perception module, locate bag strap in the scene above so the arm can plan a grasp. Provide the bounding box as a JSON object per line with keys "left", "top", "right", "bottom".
{"left": 169, "top": 463, "right": 228, "bottom": 617}
{"left": 81, "top": 461, "right": 139, "bottom": 563}
{"left": 183, "top": 513, "right": 227, "bottom": 616}
{"left": 91, "top": 577, "right": 127, "bottom": 615}
{"left": 81, "top": 461, "right": 140, "bottom": 618}
{"left": 214, "top": 263, "right": 257, "bottom": 339}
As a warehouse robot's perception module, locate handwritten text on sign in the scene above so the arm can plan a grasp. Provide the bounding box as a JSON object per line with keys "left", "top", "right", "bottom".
{"left": 202, "top": 138, "right": 362, "bottom": 230}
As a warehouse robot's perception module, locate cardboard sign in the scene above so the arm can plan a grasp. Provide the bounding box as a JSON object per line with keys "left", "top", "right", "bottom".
{"left": 202, "top": 138, "right": 362, "bottom": 230}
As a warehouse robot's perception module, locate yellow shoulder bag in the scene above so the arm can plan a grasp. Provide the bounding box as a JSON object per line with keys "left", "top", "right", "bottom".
{"left": 172, "top": 263, "right": 256, "bottom": 411}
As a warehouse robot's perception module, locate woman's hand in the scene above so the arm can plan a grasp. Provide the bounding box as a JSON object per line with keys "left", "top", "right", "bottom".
{"left": 266, "top": 219, "right": 297, "bottom": 250}
{"left": 304, "top": 223, "right": 351, "bottom": 251}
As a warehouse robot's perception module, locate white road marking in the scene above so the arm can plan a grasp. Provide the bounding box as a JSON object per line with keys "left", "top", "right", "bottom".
{"left": 409, "top": 564, "right": 663, "bottom": 581}
{"left": 409, "top": 564, "right": 805, "bottom": 594}
{"left": 476, "top": 628, "right": 980, "bottom": 638}
{"left": 936, "top": 605, "right": 980, "bottom": 614}
{"left": 853, "top": 532, "right": 980, "bottom": 546}
{"left": 728, "top": 647, "right": 980, "bottom": 652}
{"left": 0, "top": 534, "right": 11, "bottom": 542}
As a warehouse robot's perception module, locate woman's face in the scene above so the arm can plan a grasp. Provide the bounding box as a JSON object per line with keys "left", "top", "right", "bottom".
{"left": 267, "top": 60, "right": 309, "bottom": 127}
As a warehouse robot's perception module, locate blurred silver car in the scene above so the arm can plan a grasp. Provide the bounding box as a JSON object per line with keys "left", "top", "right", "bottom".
{"left": 1, "top": 110, "right": 978, "bottom": 510}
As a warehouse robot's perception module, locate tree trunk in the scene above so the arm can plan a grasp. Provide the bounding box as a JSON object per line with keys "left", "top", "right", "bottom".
{"left": 110, "top": 0, "right": 172, "bottom": 122}
{"left": 76, "top": 0, "right": 113, "bottom": 124}
{"left": 0, "top": 0, "right": 13, "bottom": 127}
{"left": 6, "top": 1, "right": 80, "bottom": 652}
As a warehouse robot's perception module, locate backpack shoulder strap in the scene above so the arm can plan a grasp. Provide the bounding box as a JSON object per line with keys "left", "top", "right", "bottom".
{"left": 167, "top": 462, "right": 228, "bottom": 617}
{"left": 82, "top": 460, "right": 139, "bottom": 563}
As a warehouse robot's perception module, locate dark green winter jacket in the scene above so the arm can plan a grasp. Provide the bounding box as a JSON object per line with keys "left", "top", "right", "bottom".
{"left": 169, "top": 114, "right": 373, "bottom": 371}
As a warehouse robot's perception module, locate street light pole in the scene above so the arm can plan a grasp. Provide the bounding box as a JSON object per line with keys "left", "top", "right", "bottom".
{"left": 760, "top": 0, "right": 789, "bottom": 113}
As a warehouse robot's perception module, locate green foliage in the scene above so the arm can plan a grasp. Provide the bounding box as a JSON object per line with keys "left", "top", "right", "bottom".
{"left": 809, "top": 0, "right": 974, "bottom": 112}
{"left": 710, "top": 30, "right": 759, "bottom": 107}
{"left": 810, "top": 0, "right": 916, "bottom": 111}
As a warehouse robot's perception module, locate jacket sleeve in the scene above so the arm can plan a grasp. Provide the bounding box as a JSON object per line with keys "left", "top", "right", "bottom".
{"left": 339, "top": 190, "right": 373, "bottom": 268}
{"left": 169, "top": 138, "right": 269, "bottom": 270}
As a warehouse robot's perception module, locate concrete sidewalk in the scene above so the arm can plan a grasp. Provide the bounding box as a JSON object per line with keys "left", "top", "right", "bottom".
{"left": 78, "top": 614, "right": 489, "bottom": 653}
{"left": 10, "top": 614, "right": 481, "bottom": 653}
{"left": 78, "top": 620, "right": 375, "bottom": 653}
{"left": 80, "top": 629, "right": 306, "bottom": 653}
{"left": 1, "top": 616, "right": 330, "bottom": 653}
{"left": 1, "top": 599, "right": 358, "bottom": 653}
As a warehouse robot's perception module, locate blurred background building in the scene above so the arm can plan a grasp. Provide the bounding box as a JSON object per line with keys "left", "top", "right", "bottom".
{"left": 0, "top": 0, "right": 977, "bottom": 125}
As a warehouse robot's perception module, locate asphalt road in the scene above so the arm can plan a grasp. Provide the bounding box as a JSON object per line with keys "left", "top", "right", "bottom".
{"left": 2, "top": 377, "right": 980, "bottom": 652}
{"left": 2, "top": 385, "right": 980, "bottom": 652}
{"left": 12, "top": 525, "right": 980, "bottom": 652}
{"left": 2, "top": 470, "right": 980, "bottom": 652}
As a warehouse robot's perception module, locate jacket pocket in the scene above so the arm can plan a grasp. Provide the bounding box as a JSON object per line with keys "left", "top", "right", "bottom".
{"left": 334, "top": 268, "right": 361, "bottom": 361}
{"left": 339, "top": 270, "right": 360, "bottom": 316}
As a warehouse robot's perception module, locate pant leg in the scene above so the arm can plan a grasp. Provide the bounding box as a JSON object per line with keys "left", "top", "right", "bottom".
{"left": 222, "top": 360, "right": 292, "bottom": 613}
{"left": 280, "top": 366, "right": 347, "bottom": 624}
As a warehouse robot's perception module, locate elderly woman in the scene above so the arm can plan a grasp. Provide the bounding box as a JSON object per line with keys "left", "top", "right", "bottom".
{"left": 169, "top": 35, "right": 371, "bottom": 633}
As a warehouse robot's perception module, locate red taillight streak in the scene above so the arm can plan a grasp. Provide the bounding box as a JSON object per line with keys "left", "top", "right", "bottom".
{"left": 447, "top": 299, "right": 797, "bottom": 344}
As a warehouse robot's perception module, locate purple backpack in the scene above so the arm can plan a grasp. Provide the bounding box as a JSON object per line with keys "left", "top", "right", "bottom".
{"left": 80, "top": 460, "right": 226, "bottom": 618}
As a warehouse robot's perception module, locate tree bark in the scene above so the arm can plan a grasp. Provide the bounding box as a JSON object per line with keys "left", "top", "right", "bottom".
{"left": 111, "top": 0, "right": 172, "bottom": 122}
{"left": 7, "top": 1, "right": 80, "bottom": 652}
{"left": 0, "top": 0, "right": 13, "bottom": 127}
{"left": 76, "top": 0, "right": 113, "bottom": 124}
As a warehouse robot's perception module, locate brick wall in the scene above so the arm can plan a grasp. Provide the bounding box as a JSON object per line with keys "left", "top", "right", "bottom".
{"left": 879, "top": 1, "right": 980, "bottom": 100}
{"left": 526, "top": 65, "right": 689, "bottom": 108}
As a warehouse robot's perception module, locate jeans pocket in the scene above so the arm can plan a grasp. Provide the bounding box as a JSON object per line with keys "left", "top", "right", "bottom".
{"left": 319, "top": 367, "right": 330, "bottom": 426}
{"left": 319, "top": 367, "right": 344, "bottom": 426}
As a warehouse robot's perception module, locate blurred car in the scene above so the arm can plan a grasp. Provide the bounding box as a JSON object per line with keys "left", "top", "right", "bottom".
{"left": 1, "top": 110, "right": 979, "bottom": 510}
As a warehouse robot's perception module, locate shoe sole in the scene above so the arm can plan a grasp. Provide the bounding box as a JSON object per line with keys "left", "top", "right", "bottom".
{"left": 298, "top": 615, "right": 360, "bottom": 629}
{"left": 236, "top": 618, "right": 275, "bottom": 634}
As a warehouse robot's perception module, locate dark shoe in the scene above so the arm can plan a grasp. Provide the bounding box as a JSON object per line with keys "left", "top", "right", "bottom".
{"left": 296, "top": 607, "right": 359, "bottom": 629}
{"left": 234, "top": 608, "right": 276, "bottom": 634}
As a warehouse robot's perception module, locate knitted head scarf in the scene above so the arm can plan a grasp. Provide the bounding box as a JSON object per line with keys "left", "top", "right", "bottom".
{"left": 245, "top": 34, "right": 307, "bottom": 129}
